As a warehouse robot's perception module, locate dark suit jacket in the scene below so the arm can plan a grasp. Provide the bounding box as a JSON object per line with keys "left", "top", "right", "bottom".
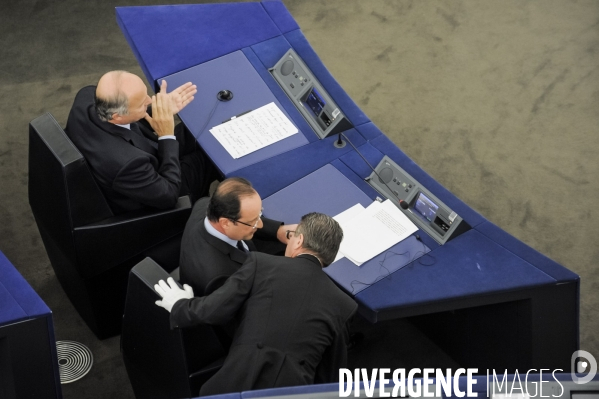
{"left": 171, "top": 252, "right": 358, "bottom": 396}
{"left": 65, "top": 85, "right": 181, "bottom": 214}
{"left": 179, "top": 197, "right": 283, "bottom": 296}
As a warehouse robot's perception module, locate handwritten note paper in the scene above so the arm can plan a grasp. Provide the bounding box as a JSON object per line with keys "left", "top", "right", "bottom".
{"left": 209, "top": 102, "right": 298, "bottom": 159}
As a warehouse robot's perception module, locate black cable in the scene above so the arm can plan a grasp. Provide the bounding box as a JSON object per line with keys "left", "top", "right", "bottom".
{"left": 412, "top": 239, "right": 436, "bottom": 267}
{"left": 196, "top": 97, "right": 221, "bottom": 138}
{"left": 347, "top": 240, "right": 437, "bottom": 294}
{"left": 348, "top": 251, "right": 402, "bottom": 294}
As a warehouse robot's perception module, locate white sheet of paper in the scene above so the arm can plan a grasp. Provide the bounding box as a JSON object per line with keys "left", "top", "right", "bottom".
{"left": 334, "top": 203, "right": 366, "bottom": 225}
{"left": 332, "top": 204, "right": 366, "bottom": 263}
{"left": 209, "top": 102, "right": 298, "bottom": 159}
{"left": 339, "top": 200, "right": 418, "bottom": 266}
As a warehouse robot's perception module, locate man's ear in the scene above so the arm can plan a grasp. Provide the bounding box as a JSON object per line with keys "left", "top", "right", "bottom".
{"left": 295, "top": 233, "right": 304, "bottom": 250}
{"left": 218, "top": 217, "right": 232, "bottom": 230}
{"left": 110, "top": 113, "right": 124, "bottom": 124}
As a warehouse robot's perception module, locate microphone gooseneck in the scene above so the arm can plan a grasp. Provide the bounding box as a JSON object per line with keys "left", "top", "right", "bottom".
{"left": 334, "top": 132, "right": 346, "bottom": 148}
{"left": 341, "top": 132, "right": 411, "bottom": 212}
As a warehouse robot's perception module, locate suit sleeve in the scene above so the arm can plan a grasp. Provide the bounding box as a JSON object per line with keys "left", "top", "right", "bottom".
{"left": 314, "top": 302, "right": 358, "bottom": 383}
{"left": 170, "top": 252, "right": 258, "bottom": 329}
{"left": 254, "top": 217, "right": 283, "bottom": 241}
{"left": 112, "top": 139, "right": 181, "bottom": 209}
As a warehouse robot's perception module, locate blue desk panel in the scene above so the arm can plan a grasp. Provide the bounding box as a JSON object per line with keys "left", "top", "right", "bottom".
{"left": 475, "top": 220, "right": 580, "bottom": 283}
{"left": 260, "top": 0, "right": 300, "bottom": 34}
{"left": 0, "top": 251, "right": 51, "bottom": 325}
{"left": 163, "top": 50, "right": 309, "bottom": 176}
{"left": 263, "top": 164, "right": 429, "bottom": 295}
{"left": 262, "top": 165, "right": 558, "bottom": 323}
{"left": 0, "top": 251, "right": 61, "bottom": 398}
{"left": 241, "top": 382, "right": 337, "bottom": 398}
{"left": 116, "top": 2, "right": 282, "bottom": 86}
{"left": 234, "top": 129, "right": 366, "bottom": 198}
{"left": 355, "top": 228, "right": 557, "bottom": 321}
{"left": 262, "top": 164, "right": 373, "bottom": 222}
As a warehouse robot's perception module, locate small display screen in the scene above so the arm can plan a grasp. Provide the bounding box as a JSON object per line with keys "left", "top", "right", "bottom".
{"left": 414, "top": 192, "right": 439, "bottom": 222}
{"left": 303, "top": 87, "right": 326, "bottom": 117}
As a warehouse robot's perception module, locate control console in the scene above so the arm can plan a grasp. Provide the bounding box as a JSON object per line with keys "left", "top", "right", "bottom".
{"left": 270, "top": 49, "right": 353, "bottom": 139}
{"left": 366, "top": 156, "right": 470, "bottom": 245}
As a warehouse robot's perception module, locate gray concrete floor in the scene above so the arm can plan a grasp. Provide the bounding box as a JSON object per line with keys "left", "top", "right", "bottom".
{"left": 0, "top": 1, "right": 597, "bottom": 397}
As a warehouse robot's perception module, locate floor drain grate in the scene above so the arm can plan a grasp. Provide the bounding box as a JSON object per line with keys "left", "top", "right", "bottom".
{"left": 56, "top": 340, "right": 93, "bottom": 384}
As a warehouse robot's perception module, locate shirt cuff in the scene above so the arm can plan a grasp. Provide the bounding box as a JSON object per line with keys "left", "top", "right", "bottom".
{"left": 158, "top": 135, "right": 176, "bottom": 141}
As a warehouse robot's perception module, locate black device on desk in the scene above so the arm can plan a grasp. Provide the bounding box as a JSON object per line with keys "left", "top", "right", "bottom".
{"left": 366, "top": 155, "right": 470, "bottom": 245}
{"left": 270, "top": 49, "right": 353, "bottom": 139}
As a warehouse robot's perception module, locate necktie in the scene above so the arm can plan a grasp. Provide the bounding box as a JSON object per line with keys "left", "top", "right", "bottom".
{"left": 236, "top": 241, "right": 247, "bottom": 252}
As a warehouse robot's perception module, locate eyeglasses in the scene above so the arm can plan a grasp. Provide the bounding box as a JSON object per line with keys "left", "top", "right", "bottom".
{"left": 232, "top": 210, "right": 263, "bottom": 229}
{"left": 285, "top": 230, "right": 295, "bottom": 240}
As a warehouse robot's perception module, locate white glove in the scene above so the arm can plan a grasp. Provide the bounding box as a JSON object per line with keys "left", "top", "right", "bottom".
{"left": 154, "top": 277, "right": 194, "bottom": 313}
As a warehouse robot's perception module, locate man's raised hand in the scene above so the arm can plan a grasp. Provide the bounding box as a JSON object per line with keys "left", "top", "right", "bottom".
{"left": 166, "top": 80, "right": 197, "bottom": 114}
{"left": 144, "top": 80, "right": 175, "bottom": 137}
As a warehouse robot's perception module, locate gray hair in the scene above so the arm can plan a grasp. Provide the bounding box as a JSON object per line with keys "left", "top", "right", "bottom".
{"left": 95, "top": 90, "right": 129, "bottom": 122}
{"left": 295, "top": 212, "right": 343, "bottom": 267}
{"left": 95, "top": 71, "right": 130, "bottom": 122}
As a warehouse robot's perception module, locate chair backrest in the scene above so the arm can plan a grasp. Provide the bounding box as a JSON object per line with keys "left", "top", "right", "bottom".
{"left": 28, "top": 113, "right": 113, "bottom": 238}
{"left": 122, "top": 257, "right": 226, "bottom": 399}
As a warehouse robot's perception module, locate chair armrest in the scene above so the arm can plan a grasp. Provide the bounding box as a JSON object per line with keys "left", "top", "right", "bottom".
{"left": 73, "top": 196, "right": 192, "bottom": 278}
{"left": 82, "top": 196, "right": 191, "bottom": 227}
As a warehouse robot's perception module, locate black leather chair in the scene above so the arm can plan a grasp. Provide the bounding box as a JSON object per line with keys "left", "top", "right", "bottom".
{"left": 28, "top": 113, "right": 192, "bottom": 339}
{"left": 121, "top": 257, "right": 226, "bottom": 399}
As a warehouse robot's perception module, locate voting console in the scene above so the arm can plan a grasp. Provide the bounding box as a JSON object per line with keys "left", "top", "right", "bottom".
{"left": 367, "top": 156, "right": 471, "bottom": 245}
{"left": 270, "top": 49, "right": 353, "bottom": 139}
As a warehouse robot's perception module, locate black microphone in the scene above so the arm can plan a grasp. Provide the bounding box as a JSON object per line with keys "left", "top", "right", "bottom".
{"left": 334, "top": 132, "right": 346, "bottom": 148}
{"left": 398, "top": 200, "right": 409, "bottom": 210}
{"left": 217, "top": 90, "right": 233, "bottom": 101}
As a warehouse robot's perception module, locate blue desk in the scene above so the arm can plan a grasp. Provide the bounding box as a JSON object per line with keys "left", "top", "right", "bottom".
{"left": 263, "top": 163, "right": 577, "bottom": 370}
{"left": 116, "top": 0, "right": 579, "bottom": 373}
{"left": 0, "top": 250, "right": 61, "bottom": 398}
{"left": 163, "top": 50, "right": 309, "bottom": 176}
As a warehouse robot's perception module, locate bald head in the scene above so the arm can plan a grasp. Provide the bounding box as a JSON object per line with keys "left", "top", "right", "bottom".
{"left": 95, "top": 71, "right": 151, "bottom": 124}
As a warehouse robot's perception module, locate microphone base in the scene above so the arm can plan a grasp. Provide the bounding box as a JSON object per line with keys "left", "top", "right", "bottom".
{"left": 217, "top": 90, "right": 233, "bottom": 102}
{"left": 334, "top": 139, "right": 346, "bottom": 149}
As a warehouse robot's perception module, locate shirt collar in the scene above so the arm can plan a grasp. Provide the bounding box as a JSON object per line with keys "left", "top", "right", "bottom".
{"left": 116, "top": 123, "right": 131, "bottom": 130}
{"left": 204, "top": 217, "right": 245, "bottom": 249}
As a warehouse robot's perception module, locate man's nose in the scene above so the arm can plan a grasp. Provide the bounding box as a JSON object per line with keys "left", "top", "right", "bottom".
{"left": 257, "top": 218, "right": 264, "bottom": 229}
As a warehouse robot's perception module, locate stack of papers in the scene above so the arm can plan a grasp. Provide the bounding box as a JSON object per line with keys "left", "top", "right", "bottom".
{"left": 209, "top": 102, "right": 298, "bottom": 159}
{"left": 334, "top": 200, "right": 418, "bottom": 266}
